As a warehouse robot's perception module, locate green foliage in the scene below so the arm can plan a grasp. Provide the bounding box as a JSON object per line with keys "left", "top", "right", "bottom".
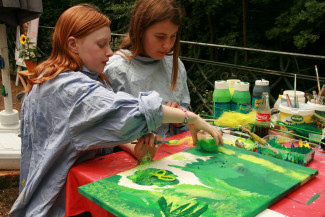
{"left": 266, "top": 0, "right": 325, "bottom": 50}
{"left": 18, "top": 35, "right": 42, "bottom": 63}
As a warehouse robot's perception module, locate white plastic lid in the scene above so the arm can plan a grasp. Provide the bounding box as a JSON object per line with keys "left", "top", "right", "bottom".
{"left": 282, "top": 90, "right": 305, "bottom": 98}
{"left": 234, "top": 82, "right": 249, "bottom": 91}
{"left": 255, "top": 79, "right": 269, "bottom": 86}
{"left": 307, "top": 101, "right": 325, "bottom": 112}
{"left": 215, "top": 80, "right": 229, "bottom": 89}
{"left": 227, "top": 79, "right": 241, "bottom": 87}
{"left": 279, "top": 103, "right": 314, "bottom": 115}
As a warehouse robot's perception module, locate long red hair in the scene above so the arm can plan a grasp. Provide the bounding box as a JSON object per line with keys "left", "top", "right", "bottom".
{"left": 120, "top": 0, "right": 183, "bottom": 91}
{"left": 26, "top": 4, "right": 111, "bottom": 92}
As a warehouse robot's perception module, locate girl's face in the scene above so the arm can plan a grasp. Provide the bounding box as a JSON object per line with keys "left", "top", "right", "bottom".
{"left": 75, "top": 26, "right": 113, "bottom": 73}
{"left": 141, "top": 20, "right": 179, "bottom": 60}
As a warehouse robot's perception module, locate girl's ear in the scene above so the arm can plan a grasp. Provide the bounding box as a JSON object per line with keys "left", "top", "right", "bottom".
{"left": 67, "top": 36, "right": 78, "bottom": 54}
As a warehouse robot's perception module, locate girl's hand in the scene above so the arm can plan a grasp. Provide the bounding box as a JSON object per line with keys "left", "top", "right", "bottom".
{"left": 166, "top": 101, "right": 179, "bottom": 108}
{"left": 187, "top": 112, "right": 224, "bottom": 147}
{"left": 134, "top": 133, "right": 162, "bottom": 161}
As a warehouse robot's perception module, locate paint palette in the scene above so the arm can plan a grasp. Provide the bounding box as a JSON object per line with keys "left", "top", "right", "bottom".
{"left": 258, "top": 135, "right": 316, "bottom": 166}
{"left": 79, "top": 144, "right": 317, "bottom": 217}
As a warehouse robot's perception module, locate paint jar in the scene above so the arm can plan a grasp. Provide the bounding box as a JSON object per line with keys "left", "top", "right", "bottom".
{"left": 227, "top": 79, "right": 240, "bottom": 99}
{"left": 273, "top": 94, "right": 282, "bottom": 110}
{"left": 252, "top": 79, "right": 270, "bottom": 110}
{"left": 307, "top": 101, "right": 325, "bottom": 120}
{"left": 279, "top": 103, "right": 314, "bottom": 125}
{"left": 231, "top": 82, "right": 251, "bottom": 114}
{"left": 281, "top": 90, "right": 305, "bottom": 106}
{"left": 213, "top": 80, "right": 231, "bottom": 118}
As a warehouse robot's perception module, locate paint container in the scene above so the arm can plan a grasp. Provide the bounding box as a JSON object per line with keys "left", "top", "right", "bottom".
{"left": 260, "top": 135, "right": 316, "bottom": 166}
{"left": 231, "top": 82, "right": 251, "bottom": 114}
{"left": 252, "top": 79, "right": 270, "bottom": 110}
{"left": 307, "top": 101, "right": 325, "bottom": 118}
{"left": 213, "top": 81, "right": 231, "bottom": 118}
{"left": 279, "top": 103, "right": 314, "bottom": 125}
{"left": 281, "top": 90, "right": 305, "bottom": 106}
{"left": 227, "top": 79, "right": 240, "bottom": 98}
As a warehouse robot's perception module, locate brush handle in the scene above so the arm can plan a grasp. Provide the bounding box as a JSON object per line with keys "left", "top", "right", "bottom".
{"left": 154, "top": 141, "right": 169, "bottom": 144}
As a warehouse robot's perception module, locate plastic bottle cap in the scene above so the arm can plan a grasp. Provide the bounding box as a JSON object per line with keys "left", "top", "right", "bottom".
{"left": 215, "top": 80, "right": 229, "bottom": 89}
{"left": 227, "top": 79, "right": 241, "bottom": 87}
{"left": 255, "top": 79, "right": 269, "bottom": 86}
{"left": 234, "top": 82, "right": 249, "bottom": 91}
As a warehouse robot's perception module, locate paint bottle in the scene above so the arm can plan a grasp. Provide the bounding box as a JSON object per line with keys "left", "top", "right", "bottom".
{"left": 231, "top": 82, "right": 251, "bottom": 114}
{"left": 213, "top": 80, "right": 231, "bottom": 118}
{"left": 227, "top": 79, "right": 240, "bottom": 99}
{"left": 252, "top": 79, "right": 270, "bottom": 110}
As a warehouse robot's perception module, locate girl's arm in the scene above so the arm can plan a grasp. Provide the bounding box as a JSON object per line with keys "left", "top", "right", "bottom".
{"left": 162, "top": 105, "right": 223, "bottom": 146}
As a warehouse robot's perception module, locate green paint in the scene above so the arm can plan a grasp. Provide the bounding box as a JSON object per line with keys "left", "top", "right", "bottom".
{"left": 257, "top": 137, "right": 315, "bottom": 166}
{"left": 196, "top": 138, "right": 220, "bottom": 152}
{"left": 306, "top": 193, "right": 321, "bottom": 205}
{"left": 79, "top": 144, "right": 318, "bottom": 217}
{"left": 128, "top": 168, "right": 179, "bottom": 187}
{"left": 171, "top": 154, "right": 187, "bottom": 161}
{"left": 158, "top": 196, "right": 209, "bottom": 217}
{"left": 306, "top": 190, "right": 325, "bottom": 205}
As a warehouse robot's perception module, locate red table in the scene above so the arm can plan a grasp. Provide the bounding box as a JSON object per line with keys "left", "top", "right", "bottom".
{"left": 65, "top": 131, "right": 325, "bottom": 217}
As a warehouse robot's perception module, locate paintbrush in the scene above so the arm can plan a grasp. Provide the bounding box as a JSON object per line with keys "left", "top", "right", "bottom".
{"left": 286, "top": 94, "right": 293, "bottom": 108}
{"left": 222, "top": 130, "right": 251, "bottom": 139}
{"left": 131, "top": 140, "right": 179, "bottom": 147}
{"left": 317, "top": 84, "right": 325, "bottom": 104}
{"left": 315, "top": 65, "right": 321, "bottom": 96}
{"left": 313, "top": 90, "right": 318, "bottom": 104}
{"left": 305, "top": 93, "right": 311, "bottom": 102}
{"left": 294, "top": 74, "right": 297, "bottom": 108}
{"left": 239, "top": 125, "right": 279, "bottom": 154}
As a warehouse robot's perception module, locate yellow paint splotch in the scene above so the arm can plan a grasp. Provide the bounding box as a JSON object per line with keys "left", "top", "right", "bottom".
{"left": 238, "top": 153, "right": 309, "bottom": 180}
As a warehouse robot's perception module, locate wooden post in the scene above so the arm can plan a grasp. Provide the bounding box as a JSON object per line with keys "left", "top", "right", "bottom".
{"left": 0, "top": 24, "right": 20, "bottom": 131}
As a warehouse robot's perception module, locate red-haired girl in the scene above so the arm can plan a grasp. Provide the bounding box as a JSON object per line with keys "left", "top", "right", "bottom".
{"left": 9, "top": 4, "right": 222, "bottom": 217}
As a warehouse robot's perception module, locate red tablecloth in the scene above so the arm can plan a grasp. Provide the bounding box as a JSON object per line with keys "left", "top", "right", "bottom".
{"left": 65, "top": 131, "right": 325, "bottom": 217}
{"left": 65, "top": 131, "right": 193, "bottom": 217}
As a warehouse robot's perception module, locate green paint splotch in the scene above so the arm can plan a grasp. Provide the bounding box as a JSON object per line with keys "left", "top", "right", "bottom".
{"left": 128, "top": 168, "right": 179, "bottom": 187}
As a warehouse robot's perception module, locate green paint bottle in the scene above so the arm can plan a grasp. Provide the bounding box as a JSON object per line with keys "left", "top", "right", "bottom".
{"left": 231, "top": 82, "right": 251, "bottom": 114}
{"left": 213, "top": 81, "right": 231, "bottom": 118}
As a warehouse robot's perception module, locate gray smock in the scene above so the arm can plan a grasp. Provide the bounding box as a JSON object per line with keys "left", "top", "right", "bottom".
{"left": 104, "top": 49, "right": 190, "bottom": 138}
{"left": 9, "top": 67, "right": 163, "bottom": 217}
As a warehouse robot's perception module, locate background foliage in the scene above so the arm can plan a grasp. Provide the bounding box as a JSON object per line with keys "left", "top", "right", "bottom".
{"left": 7, "top": 0, "right": 325, "bottom": 113}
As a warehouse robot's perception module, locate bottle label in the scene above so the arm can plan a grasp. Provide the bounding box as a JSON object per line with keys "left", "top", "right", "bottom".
{"left": 231, "top": 102, "right": 251, "bottom": 114}
{"left": 213, "top": 102, "right": 231, "bottom": 118}
{"left": 256, "top": 112, "right": 271, "bottom": 122}
{"left": 252, "top": 97, "right": 261, "bottom": 109}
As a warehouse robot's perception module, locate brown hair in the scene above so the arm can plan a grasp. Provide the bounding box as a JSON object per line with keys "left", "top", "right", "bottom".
{"left": 26, "top": 4, "right": 111, "bottom": 92}
{"left": 120, "top": 0, "right": 182, "bottom": 91}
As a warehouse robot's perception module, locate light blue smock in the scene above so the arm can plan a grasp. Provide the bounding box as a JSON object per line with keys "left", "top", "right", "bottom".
{"left": 9, "top": 67, "right": 163, "bottom": 217}
{"left": 104, "top": 49, "right": 190, "bottom": 138}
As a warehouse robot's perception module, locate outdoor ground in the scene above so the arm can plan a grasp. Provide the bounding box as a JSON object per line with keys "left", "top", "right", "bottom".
{"left": 0, "top": 74, "right": 23, "bottom": 216}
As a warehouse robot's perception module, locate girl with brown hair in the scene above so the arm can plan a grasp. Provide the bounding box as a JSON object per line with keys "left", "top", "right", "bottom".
{"left": 104, "top": 0, "right": 190, "bottom": 138}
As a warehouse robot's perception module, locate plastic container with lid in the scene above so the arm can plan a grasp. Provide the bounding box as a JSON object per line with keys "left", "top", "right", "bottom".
{"left": 279, "top": 103, "right": 314, "bottom": 125}
{"left": 252, "top": 79, "right": 270, "bottom": 110}
{"left": 281, "top": 90, "right": 305, "bottom": 106}
{"left": 213, "top": 81, "right": 231, "bottom": 118}
{"left": 273, "top": 94, "right": 283, "bottom": 110}
{"left": 227, "top": 79, "right": 241, "bottom": 98}
{"left": 231, "top": 82, "right": 251, "bottom": 114}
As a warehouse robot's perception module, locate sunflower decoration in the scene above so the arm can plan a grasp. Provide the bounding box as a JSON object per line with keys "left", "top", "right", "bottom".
{"left": 20, "top": 34, "right": 27, "bottom": 45}
{"left": 18, "top": 34, "right": 43, "bottom": 63}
